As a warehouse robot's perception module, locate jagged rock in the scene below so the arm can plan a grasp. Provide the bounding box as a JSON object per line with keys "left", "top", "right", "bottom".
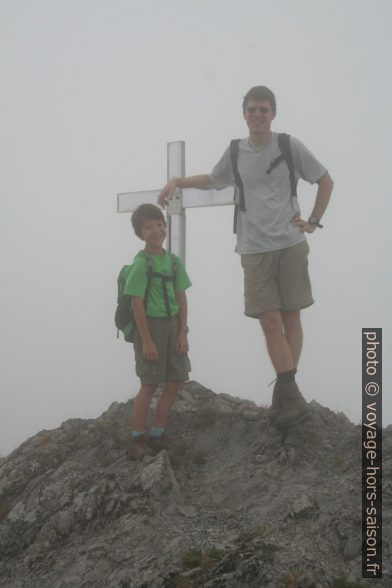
{"left": 291, "top": 494, "right": 317, "bottom": 518}
{"left": 343, "top": 535, "right": 362, "bottom": 560}
{"left": 176, "top": 504, "right": 197, "bottom": 517}
{"left": 139, "top": 450, "right": 183, "bottom": 501}
{"left": 0, "top": 380, "right": 390, "bottom": 587}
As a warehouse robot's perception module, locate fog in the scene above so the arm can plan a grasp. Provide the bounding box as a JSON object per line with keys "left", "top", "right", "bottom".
{"left": 1, "top": 0, "right": 391, "bottom": 456}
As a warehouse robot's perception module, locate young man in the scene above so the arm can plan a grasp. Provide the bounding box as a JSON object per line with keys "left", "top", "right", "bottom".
{"left": 124, "top": 204, "right": 191, "bottom": 459}
{"left": 158, "top": 86, "right": 333, "bottom": 431}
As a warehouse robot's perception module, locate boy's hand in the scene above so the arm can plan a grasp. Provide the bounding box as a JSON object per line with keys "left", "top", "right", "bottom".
{"left": 158, "top": 178, "right": 177, "bottom": 208}
{"left": 142, "top": 339, "right": 158, "bottom": 361}
{"left": 176, "top": 332, "right": 189, "bottom": 354}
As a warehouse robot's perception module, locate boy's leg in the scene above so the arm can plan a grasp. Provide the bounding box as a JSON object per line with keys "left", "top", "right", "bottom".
{"left": 132, "top": 317, "right": 170, "bottom": 434}
{"left": 128, "top": 384, "right": 157, "bottom": 460}
{"left": 149, "top": 317, "right": 190, "bottom": 436}
{"left": 152, "top": 380, "right": 183, "bottom": 428}
{"left": 132, "top": 385, "right": 158, "bottom": 433}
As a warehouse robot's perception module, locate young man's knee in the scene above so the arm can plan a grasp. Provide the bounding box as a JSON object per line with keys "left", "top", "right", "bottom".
{"left": 281, "top": 309, "right": 301, "bottom": 323}
{"left": 259, "top": 311, "right": 284, "bottom": 334}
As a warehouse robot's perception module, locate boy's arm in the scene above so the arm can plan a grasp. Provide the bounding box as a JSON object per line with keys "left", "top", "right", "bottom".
{"left": 132, "top": 297, "right": 158, "bottom": 361}
{"left": 175, "top": 290, "right": 189, "bottom": 353}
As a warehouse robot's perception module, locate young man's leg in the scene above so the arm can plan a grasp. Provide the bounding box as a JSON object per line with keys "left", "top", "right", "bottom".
{"left": 259, "top": 310, "right": 295, "bottom": 374}
{"left": 281, "top": 309, "right": 303, "bottom": 368}
{"left": 278, "top": 241, "right": 313, "bottom": 371}
{"left": 243, "top": 243, "right": 312, "bottom": 428}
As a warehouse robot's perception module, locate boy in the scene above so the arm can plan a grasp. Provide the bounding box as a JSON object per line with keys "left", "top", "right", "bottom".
{"left": 124, "top": 204, "right": 191, "bottom": 459}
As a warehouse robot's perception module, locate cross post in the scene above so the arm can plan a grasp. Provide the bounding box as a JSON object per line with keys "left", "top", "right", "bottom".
{"left": 117, "top": 141, "right": 234, "bottom": 265}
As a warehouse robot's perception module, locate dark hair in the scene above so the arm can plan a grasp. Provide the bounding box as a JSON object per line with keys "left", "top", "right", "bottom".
{"left": 242, "top": 86, "right": 276, "bottom": 115}
{"left": 131, "top": 204, "right": 166, "bottom": 239}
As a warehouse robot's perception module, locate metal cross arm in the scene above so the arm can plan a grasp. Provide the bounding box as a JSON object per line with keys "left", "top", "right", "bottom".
{"left": 117, "top": 141, "right": 234, "bottom": 265}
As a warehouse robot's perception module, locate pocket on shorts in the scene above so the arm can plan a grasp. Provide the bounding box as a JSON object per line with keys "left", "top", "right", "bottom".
{"left": 240, "top": 254, "right": 256, "bottom": 270}
{"left": 134, "top": 346, "right": 157, "bottom": 377}
{"left": 135, "top": 359, "right": 157, "bottom": 377}
{"left": 182, "top": 354, "right": 191, "bottom": 372}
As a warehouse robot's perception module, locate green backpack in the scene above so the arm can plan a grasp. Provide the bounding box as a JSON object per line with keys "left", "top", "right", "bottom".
{"left": 115, "top": 253, "right": 177, "bottom": 343}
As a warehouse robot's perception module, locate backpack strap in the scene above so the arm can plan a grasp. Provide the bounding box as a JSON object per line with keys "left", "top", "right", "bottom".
{"left": 277, "top": 133, "right": 297, "bottom": 197}
{"left": 230, "top": 139, "right": 245, "bottom": 234}
{"left": 168, "top": 253, "right": 177, "bottom": 287}
{"left": 158, "top": 253, "right": 177, "bottom": 318}
{"left": 266, "top": 133, "right": 297, "bottom": 197}
{"left": 142, "top": 255, "right": 154, "bottom": 312}
{"left": 145, "top": 253, "right": 178, "bottom": 319}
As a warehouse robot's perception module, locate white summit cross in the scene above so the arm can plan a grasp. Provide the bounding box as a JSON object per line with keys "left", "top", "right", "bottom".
{"left": 117, "top": 141, "right": 234, "bottom": 264}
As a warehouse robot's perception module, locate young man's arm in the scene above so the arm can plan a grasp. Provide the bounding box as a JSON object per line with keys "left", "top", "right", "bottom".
{"left": 158, "top": 175, "right": 211, "bottom": 208}
{"left": 175, "top": 290, "right": 189, "bottom": 353}
{"left": 132, "top": 297, "right": 158, "bottom": 361}
{"left": 291, "top": 172, "right": 334, "bottom": 233}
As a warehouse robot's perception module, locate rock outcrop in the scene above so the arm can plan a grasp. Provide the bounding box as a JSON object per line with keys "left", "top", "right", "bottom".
{"left": 0, "top": 381, "right": 391, "bottom": 587}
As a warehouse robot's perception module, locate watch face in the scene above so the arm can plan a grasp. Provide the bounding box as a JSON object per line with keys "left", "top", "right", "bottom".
{"left": 309, "top": 216, "right": 319, "bottom": 225}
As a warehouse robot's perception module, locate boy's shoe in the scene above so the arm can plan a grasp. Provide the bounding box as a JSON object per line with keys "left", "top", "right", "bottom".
{"left": 126, "top": 436, "right": 153, "bottom": 461}
{"left": 148, "top": 433, "right": 182, "bottom": 454}
{"left": 148, "top": 433, "right": 169, "bottom": 454}
{"left": 269, "top": 380, "right": 311, "bottom": 431}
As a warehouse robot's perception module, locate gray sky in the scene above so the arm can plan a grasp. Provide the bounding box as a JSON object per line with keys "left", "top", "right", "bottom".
{"left": 1, "top": 0, "right": 391, "bottom": 456}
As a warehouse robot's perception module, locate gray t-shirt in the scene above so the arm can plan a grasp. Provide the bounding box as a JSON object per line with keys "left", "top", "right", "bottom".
{"left": 208, "top": 133, "right": 327, "bottom": 253}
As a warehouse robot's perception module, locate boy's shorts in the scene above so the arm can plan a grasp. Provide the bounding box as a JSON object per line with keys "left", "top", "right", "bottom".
{"left": 133, "top": 316, "right": 191, "bottom": 386}
{"left": 240, "top": 240, "right": 314, "bottom": 318}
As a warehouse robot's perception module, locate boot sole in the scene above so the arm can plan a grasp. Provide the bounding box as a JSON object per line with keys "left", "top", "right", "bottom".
{"left": 272, "top": 408, "right": 312, "bottom": 432}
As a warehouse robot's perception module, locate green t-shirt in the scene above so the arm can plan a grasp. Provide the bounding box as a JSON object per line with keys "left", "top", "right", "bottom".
{"left": 123, "top": 250, "right": 191, "bottom": 318}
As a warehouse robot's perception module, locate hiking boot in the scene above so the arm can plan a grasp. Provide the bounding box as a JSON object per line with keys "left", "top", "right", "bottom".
{"left": 126, "top": 436, "right": 153, "bottom": 460}
{"left": 269, "top": 380, "right": 311, "bottom": 431}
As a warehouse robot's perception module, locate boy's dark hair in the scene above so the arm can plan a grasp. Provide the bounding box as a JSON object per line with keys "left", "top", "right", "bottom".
{"left": 131, "top": 204, "right": 166, "bottom": 239}
{"left": 242, "top": 86, "right": 277, "bottom": 115}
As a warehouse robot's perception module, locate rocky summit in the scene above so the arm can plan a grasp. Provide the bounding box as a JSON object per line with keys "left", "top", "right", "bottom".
{"left": 0, "top": 381, "right": 391, "bottom": 588}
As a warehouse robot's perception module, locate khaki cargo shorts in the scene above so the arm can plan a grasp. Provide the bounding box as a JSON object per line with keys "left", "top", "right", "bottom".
{"left": 133, "top": 316, "right": 191, "bottom": 386}
{"left": 241, "top": 240, "right": 314, "bottom": 318}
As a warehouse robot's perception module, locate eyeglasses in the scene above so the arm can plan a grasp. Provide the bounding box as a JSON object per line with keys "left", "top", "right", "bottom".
{"left": 246, "top": 106, "right": 271, "bottom": 114}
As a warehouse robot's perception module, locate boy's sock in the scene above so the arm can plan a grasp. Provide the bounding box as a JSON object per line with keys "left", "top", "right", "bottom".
{"left": 132, "top": 430, "right": 144, "bottom": 439}
{"left": 150, "top": 426, "right": 165, "bottom": 438}
{"left": 276, "top": 368, "right": 297, "bottom": 384}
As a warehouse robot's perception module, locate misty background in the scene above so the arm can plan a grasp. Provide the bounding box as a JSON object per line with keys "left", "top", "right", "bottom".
{"left": 1, "top": 0, "right": 391, "bottom": 457}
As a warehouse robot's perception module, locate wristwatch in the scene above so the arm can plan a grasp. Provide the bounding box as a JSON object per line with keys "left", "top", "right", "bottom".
{"left": 181, "top": 326, "right": 189, "bottom": 333}
{"left": 308, "top": 216, "right": 323, "bottom": 229}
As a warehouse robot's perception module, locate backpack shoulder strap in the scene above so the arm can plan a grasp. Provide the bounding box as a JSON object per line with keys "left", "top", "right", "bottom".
{"left": 168, "top": 252, "right": 177, "bottom": 280}
{"left": 230, "top": 139, "right": 245, "bottom": 235}
{"left": 229, "top": 139, "right": 246, "bottom": 212}
{"left": 145, "top": 254, "right": 153, "bottom": 276}
{"left": 277, "top": 133, "right": 297, "bottom": 197}
{"left": 143, "top": 254, "right": 154, "bottom": 309}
